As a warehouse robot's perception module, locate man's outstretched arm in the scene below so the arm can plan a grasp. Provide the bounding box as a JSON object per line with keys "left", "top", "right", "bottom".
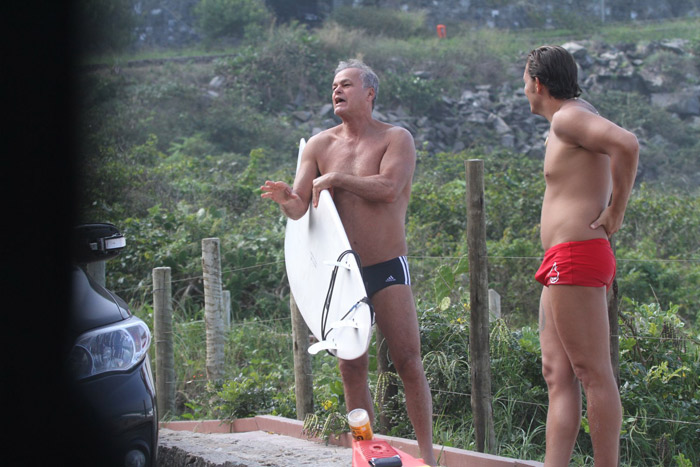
{"left": 260, "top": 139, "right": 319, "bottom": 219}
{"left": 260, "top": 180, "right": 309, "bottom": 220}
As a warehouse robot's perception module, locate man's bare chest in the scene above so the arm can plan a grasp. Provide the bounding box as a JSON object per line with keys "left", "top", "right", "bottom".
{"left": 544, "top": 144, "right": 610, "bottom": 198}
{"left": 318, "top": 142, "right": 386, "bottom": 176}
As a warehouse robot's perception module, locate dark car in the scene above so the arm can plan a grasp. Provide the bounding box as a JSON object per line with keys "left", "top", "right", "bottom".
{"left": 68, "top": 223, "right": 158, "bottom": 467}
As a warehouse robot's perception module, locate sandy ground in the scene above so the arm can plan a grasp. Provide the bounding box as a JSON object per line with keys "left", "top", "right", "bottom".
{"left": 158, "top": 428, "right": 352, "bottom": 466}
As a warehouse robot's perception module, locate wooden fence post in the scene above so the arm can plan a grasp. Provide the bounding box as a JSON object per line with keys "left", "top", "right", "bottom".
{"left": 488, "top": 289, "right": 501, "bottom": 322}
{"left": 202, "top": 238, "right": 225, "bottom": 381}
{"left": 465, "top": 159, "right": 496, "bottom": 453}
{"left": 290, "top": 293, "right": 313, "bottom": 419}
{"left": 223, "top": 290, "right": 232, "bottom": 330}
{"left": 153, "top": 266, "right": 175, "bottom": 419}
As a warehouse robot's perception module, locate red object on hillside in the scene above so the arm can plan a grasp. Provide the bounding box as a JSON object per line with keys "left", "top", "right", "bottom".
{"left": 352, "top": 439, "right": 429, "bottom": 466}
{"left": 436, "top": 24, "right": 446, "bottom": 38}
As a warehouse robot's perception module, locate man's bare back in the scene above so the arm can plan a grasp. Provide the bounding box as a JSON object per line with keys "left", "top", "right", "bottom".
{"left": 302, "top": 123, "right": 414, "bottom": 266}
{"left": 540, "top": 99, "right": 613, "bottom": 250}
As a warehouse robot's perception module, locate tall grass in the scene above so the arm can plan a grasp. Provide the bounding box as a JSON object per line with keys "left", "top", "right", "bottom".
{"left": 134, "top": 254, "right": 699, "bottom": 465}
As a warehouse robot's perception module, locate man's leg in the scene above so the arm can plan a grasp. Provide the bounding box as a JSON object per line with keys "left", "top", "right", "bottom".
{"left": 372, "top": 285, "right": 437, "bottom": 466}
{"left": 540, "top": 287, "right": 582, "bottom": 465}
{"left": 338, "top": 353, "right": 374, "bottom": 420}
{"left": 547, "top": 285, "right": 622, "bottom": 466}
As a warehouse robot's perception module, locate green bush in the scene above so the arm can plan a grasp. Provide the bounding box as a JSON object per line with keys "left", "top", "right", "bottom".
{"left": 616, "top": 183, "right": 700, "bottom": 322}
{"left": 221, "top": 22, "right": 332, "bottom": 113}
{"left": 381, "top": 71, "right": 442, "bottom": 115}
{"left": 194, "top": 0, "right": 272, "bottom": 45}
{"left": 618, "top": 301, "right": 700, "bottom": 465}
{"left": 408, "top": 177, "right": 466, "bottom": 257}
{"left": 330, "top": 6, "right": 427, "bottom": 39}
{"left": 216, "top": 360, "right": 291, "bottom": 419}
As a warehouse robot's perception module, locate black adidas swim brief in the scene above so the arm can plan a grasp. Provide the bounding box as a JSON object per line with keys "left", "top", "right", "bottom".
{"left": 362, "top": 256, "right": 411, "bottom": 298}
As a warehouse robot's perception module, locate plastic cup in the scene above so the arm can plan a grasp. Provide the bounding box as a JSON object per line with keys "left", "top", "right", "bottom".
{"left": 347, "top": 408, "right": 373, "bottom": 441}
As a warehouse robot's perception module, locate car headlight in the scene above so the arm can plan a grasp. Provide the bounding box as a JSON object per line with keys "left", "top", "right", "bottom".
{"left": 68, "top": 316, "right": 152, "bottom": 380}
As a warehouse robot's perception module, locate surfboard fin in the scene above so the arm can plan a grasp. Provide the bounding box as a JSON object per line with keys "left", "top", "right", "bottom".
{"left": 308, "top": 339, "right": 338, "bottom": 355}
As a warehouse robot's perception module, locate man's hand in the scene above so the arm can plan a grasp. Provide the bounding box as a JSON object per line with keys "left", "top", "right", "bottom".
{"left": 260, "top": 180, "right": 299, "bottom": 205}
{"left": 311, "top": 173, "right": 336, "bottom": 207}
{"left": 261, "top": 180, "right": 310, "bottom": 220}
{"left": 590, "top": 206, "right": 625, "bottom": 238}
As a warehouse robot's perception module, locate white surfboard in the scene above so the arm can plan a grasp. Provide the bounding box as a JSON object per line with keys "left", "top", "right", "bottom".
{"left": 284, "top": 138, "right": 373, "bottom": 361}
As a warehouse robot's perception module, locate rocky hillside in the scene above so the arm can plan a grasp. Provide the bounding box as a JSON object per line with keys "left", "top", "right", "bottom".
{"left": 277, "top": 38, "right": 699, "bottom": 185}
{"left": 133, "top": 0, "right": 699, "bottom": 48}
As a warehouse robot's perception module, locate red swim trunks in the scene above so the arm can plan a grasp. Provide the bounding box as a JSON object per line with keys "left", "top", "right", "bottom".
{"left": 535, "top": 238, "right": 616, "bottom": 289}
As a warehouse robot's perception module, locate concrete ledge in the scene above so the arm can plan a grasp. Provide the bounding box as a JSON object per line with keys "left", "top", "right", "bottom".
{"left": 160, "top": 416, "right": 543, "bottom": 467}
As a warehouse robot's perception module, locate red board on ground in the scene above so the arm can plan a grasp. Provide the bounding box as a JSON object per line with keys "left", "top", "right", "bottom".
{"left": 352, "top": 439, "right": 429, "bottom": 467}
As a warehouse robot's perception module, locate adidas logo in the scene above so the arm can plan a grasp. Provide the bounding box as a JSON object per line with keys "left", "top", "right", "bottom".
{"left": 385, "top": 275, "right": 396, "bottom": 283}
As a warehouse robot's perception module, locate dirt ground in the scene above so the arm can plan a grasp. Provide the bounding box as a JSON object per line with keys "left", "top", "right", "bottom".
{"left": 158, "top": 428, "right": 352, "bottom": 466}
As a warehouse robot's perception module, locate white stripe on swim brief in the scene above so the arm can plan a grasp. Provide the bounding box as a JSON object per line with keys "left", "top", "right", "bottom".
{"left": 399, "top": 256, "right": 411, "bottom": 286}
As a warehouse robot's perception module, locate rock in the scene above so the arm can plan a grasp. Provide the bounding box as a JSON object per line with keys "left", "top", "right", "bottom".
{"left": 318, "top": 103, "right": 334, "bottom": 119}
{"left": 413, "top": 70, "right": 433, "bottom": 79}
{"left": 650, "top": 91, "right": 700, "bottom": 116}
{"left": 500, "top": 133, "right": 515, "bottom": 148}
{"left": 453, "top": 140, "right": 466, "bottom": 152}
{"left": 209, "top": 76, "right": 225, "bottom": 88}
{"left": 373, "top": 110, "right": 388, "bottom": 121}
{"left": 292, "top": 111, "right": 313, "bottom": 122}
{"left": 562, "top": 42, "right": 594, "bottom": 68}
{"left": 658, "top": 39, "right": 689, "bottom": 55}
{"left": 638, "top": 68, "right": 665, "bottom": 92}
{"left": 598, "top": 51, "right": 626, "bottom": 69}
{"left": 487, "top": 113, "right": 511, "bottom": 134}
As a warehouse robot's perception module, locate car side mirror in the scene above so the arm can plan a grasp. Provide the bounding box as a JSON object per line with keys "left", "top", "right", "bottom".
{"left": 72, "top": 223, "right": 126, "bottom": 264}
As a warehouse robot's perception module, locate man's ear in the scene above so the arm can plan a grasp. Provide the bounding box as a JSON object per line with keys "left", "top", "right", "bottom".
{"left": 535, "top": 77, "right": 542, "bottom": 93}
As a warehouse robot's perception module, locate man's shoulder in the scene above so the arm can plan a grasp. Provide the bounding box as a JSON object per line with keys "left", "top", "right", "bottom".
{"left": 310, "top": 125, "right": 341, "bottom": 139}
{"left": 553, "top": 99, "right": 599, "bottom": 124}
{"left": 551, "top": 101, "right": 598, "bottom": 138}
{"left": 306, "top": 126, "right": 339, "bottom": 148}
{"left": 380, "top": 122, "right": 414, "bottom": 141}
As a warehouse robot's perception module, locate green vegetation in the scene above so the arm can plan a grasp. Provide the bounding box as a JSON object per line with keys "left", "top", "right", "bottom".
{"left": 77, "top": 3, "right": 700, "bottom": 465}
{"left": 194, "top": 0, "right": 272, "bottom": 46}
{"left": 329, "top": 6, "right": 429, "bottom": 39}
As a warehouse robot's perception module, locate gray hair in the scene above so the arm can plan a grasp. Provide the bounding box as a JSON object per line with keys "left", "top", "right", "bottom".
{"left": 335, "top": 59, "right": 379, "bottom": 108}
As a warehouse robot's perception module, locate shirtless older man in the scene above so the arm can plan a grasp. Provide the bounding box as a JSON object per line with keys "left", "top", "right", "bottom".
{"left": 524, "top": 46, "right": 639, "bottom": 466}
{"left": 261, "top": 59, "right": 437, "bottom": 466}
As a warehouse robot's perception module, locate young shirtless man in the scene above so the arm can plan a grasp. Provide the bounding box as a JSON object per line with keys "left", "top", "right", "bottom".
{"left": 261, "top": 59, "right": 437, "bottom": 466}
{"left": 524, "top": 46, "right": 639, "bottom": 466}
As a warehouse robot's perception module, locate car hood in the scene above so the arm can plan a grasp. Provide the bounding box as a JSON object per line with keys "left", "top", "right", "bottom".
{"left": 70, "top": 266, "right": 131, "bottom": 339}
